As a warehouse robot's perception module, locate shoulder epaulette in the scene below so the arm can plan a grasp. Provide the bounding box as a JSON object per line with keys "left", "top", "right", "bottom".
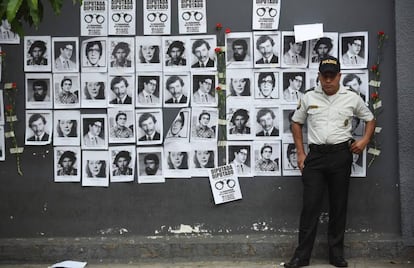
{"left": 345, "top": 87, "right": 359, "bottom": 95}
{"left": 304, "top": 87, "right": 315, "bottom": 94}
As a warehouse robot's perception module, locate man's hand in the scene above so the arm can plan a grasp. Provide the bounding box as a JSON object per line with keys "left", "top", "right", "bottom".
{"left": 297, "top": 151, "right": 307, "bottom": 173}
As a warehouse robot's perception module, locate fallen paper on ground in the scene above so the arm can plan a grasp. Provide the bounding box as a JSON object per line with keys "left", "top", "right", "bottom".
{"left": 49, "top": 260, "right": 87, "bottom": 268}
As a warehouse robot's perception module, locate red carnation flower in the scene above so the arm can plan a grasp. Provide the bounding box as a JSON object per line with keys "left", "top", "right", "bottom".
{"left": 215, "top": 47, "right": 222, "bottom": 54}
{"left": 371, "top": 65, "right": 378, "bottom": 71}
{"left": 378, "top": 31, "right": 385, "bottom": 36}
{"left": 225, "top": 28, "right": 231, "bottom": 34}
{"left": 216, "top": 23, "right": 222, "bottom": 30}
{"left": 371, "top": 92, "right": 379, "bottom": 99}
{"left": 216, "top": 86, "right": 222, "bottom": 91}
{"left": 5, "top": 104, "right": 13, "bottom": 111}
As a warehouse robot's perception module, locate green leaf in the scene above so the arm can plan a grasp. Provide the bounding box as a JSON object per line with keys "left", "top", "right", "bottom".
{"left": 27, "top": 0, "right": 40, "bottom": 27}
{"left": 6, "top": 0, "right": 23, "bottom": 23}
{"left": 48, "top": 0, "right": 63, "bottom": 15}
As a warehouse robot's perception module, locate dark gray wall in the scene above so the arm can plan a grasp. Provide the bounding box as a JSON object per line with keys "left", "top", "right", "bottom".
{"left": 0, "top": 0, "right": 401, "bottom": 239}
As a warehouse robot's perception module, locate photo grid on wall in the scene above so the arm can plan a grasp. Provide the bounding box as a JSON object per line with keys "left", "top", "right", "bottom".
{"left": 18, "top": 1, "right": 370, "bottom": 184}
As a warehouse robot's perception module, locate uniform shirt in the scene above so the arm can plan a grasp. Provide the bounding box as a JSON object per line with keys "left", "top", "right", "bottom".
{"left": 292, "top": 85, "right": 373, "bottom": 145}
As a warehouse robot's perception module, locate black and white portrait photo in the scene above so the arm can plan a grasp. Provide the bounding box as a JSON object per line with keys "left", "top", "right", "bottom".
{"left": 282, "top": 70, "right": 306, "bottom": 104}
{"left": 80, "top": 72, "right": 107, "bottom": 108}
{"left": 52, "top": 37, "right": 79, "bottom": 73}
{"left": 136, "top": 36, "right": 162, "bottom": 71}
{"left": 281, "top": 31, "right": 308, "bottom": 68}
{"left": 340, "top": 32, "right": 368, "bottom": 69}
{"left": 24, "top": 36, "right": 51, "bottom": 72}
{"left": 54, "top": 147, "right": 81, "bottom": 182}
{"left": 225, "top": 32, "right": 253, "bottom": 68}
{"left": 136, "top": 73, "right": 162, "bottom": 107}
{"left": 53, "top": 73, "right": 80, "bottom": 109}
{"left": 109, "top": 146, "right": 135, "bottom": 182}
{"left": 308, "top": 33, "right": 338, "bottom": 68}
{"left": 108, "top": 75, "right": 134, "bottom": 106}
{"left": 108, "top": 108, "right": 135, "bottom": 144}
{"left": 340, "top": 70, "right": 369, "bottom": 103}
{"left": 137, "top": 147, "right": 165, "bottom": 183}
{"left": 192, "top": 73, "right": 217, "bottom": 107}
{"left": 253, "top": 141, "right": 281, "bottom": 176}
{"left": 25, "top": 110, "right": 53, "bottom": 145}
{"left": 136, "top": 109, "right": 163, "bottom": 145}
{"left": 190, "top": 142, "right": 218, "bottom": 177}
{"left": 165, "top": 108, "right": 190, "bottom": 141}
{"left": 81, "top": 37, "right": 107, "bottom": 72}
{"left": 226, "top": 69, "right": 253, "bottom": 98}
{"left": 254, "top": 70, "right": 279, "bottom": 100}
{"left": 163, "top": 37, "right": 189, "bottom": 71}
{"left": 351, "top": 150, "right": 366, "bottom": 177}
{"left": 282, "top": 142, "right": 308, "bottom": 176}
{"left": 254, "top": 107, "right": 280, "bottom": 138}
{"left": 163, "top": 73, "right": 190, "bottom": 108}
{"left": 25, "top": 73, "right": 53, "bottom": 109}
{"left": 191, "top": 107, "right": 218, "bottom": 141}
{"left": 81, "top": 114, "right": 108, "bottom": 150}
{"left": 108, "top": 37, "right": 135, "bottom": 73}
{"left": 82, "top": 150, "right": 109, "bottom": 187}
{"left": 281, "top": 106, "right": 308, "bottom": 141}
{"left": 226, "top": 102, "right": 253, "bottom": 141}
{"left": 227, "top": 141, "right": 253, "bottom": 177}
{"left": 253, "top": 31, "right": 280, "bottom": 68}
{"left": 0, "top": 19, "right": 20, "bottom": 44}
{"left": 0, "top": 90, "right": 3, "bottom": 125}
{"left": 189, "top": 35, "right": 217, "bottom": 70}
{"left": 164, "top": 143, "right": 191, "bottom": 178}
{"left": 53, "top": 110, "right": 80, "bottom": 146}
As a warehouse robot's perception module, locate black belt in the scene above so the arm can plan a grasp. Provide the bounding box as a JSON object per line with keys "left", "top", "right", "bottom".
{"left": 309, "top": 139, "right": 354, "bottom": 153}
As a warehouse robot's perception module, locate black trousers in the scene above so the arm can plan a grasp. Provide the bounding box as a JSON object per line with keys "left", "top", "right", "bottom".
{"left": 293, "top": 145, "right": 352, "bottom": 260}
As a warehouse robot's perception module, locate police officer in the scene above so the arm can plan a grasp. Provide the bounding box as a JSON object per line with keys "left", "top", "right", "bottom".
{"left": 284, "top": 56, "right": 375, "bottom": 268}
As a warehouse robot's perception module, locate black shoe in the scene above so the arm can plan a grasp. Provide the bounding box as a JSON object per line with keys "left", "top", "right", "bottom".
{"left": 329, "top": 256, "right": 348, "bottom": 267}
{"left": 284, "top": 256, "right": 310, "bottom": 268}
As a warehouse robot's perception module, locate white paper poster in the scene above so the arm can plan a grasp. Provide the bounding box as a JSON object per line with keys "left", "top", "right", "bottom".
{"left": 143, "top": 0, "right": 171, "bottom": 35}
{"left": 81, "top": 0, "right": 108, "bottom": 36}
{"left": 252, "top": 0, "right": 281, "bottom": 30}
{"left": 178, "top": 0, "right": 207, "bottom": 34}
{"left": 109, "top": 0, "right": 136, "bottom": 35}
{"left": 208, "top": 164, "right": 242, "bottom": 205}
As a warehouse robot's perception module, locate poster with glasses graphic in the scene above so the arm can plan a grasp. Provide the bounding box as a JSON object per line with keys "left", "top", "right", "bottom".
{"left": 208, "top": 164, "right": 242, "bottom": 204}
{"left": 109, "top": 0, "right": 135, "bottom": 35}
{"left": 178, "top": 0, "right": 206, "bottom": 34}
{"left": 143, "top": 0, "right": 171, "bottom": 35}
{"left": 81, "top": 0, "right": 108, "bottom": 36}
{"left": 252, "top": 0, "right": 281, "bottom": 30}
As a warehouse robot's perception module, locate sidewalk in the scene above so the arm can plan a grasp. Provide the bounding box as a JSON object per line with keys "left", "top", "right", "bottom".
{"left": 0, "top": 259, "right": 413, "bottom": 268}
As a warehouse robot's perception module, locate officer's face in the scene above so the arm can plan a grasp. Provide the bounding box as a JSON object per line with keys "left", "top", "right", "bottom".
{"left": 319, "top": 72, "right": 341, "bottom": 95}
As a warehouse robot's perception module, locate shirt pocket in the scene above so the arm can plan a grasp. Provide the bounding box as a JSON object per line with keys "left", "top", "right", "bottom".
{"left": 307, "top": 108, "right": 326, "bottom": 129}
{"left": 336, "top": 109, "right": 353, "bottom": 129}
